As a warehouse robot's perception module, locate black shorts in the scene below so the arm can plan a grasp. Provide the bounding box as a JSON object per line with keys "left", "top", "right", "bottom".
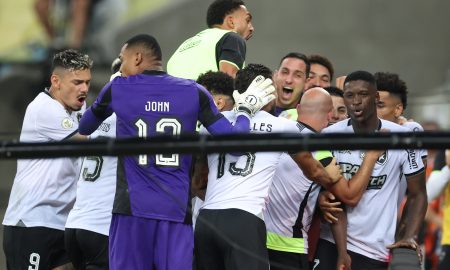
{"left": 3, "top": 225, "right": 70, "bottom": 270}
{"left": 64, "top": 228, "right": 109, "bottom": 270}
{"left": 194, "top": 208, "right": 269, "bottom": 270}
{"left": 268, "top": 248, "right": 308, "bottom": 270}
{"left": 313, "top": 238, "right": 388, "bottom": 270}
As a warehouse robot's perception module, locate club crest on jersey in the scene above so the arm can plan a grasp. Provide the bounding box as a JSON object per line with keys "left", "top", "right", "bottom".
{"left": 77, "top": 113, "right": 83, "bottom": 123}
{"left": 61, "top": 118, "right": 73, "bottom": 129}
{"left": 245, "top": 95, "right": 258, "bottom": 105}
{"left": 360, "top": 151, "right": 388, "bottom": 165}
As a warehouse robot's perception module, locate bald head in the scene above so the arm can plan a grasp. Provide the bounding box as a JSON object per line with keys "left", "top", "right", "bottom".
{"left": 297, "top": 87, "right": 333, "bottom": 131}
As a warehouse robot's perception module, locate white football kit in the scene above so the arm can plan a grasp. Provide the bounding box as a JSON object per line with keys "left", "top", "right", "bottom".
{"left": 3, "top": 91, "right": 85, "bottom": 230}
{"left": 319, "top": 118, "right": 425, "bottom": 262}
{"left": 264, "top": 124, "right": 331, "bottom": 254}
{"left": 200, "top": 111, "right": 303, "bottom": 218}
{"left": 65, "top": 114, "right": 117, "bottom": 236}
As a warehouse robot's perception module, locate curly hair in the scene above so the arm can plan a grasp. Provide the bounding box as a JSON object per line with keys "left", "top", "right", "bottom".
{"left": 207, "top": 0, "right": 245, "bottom": 27}
{"left": 196, "top": 71, "right": 234, "bottom": 97}
{"left": 235, "top": 63, "right": 273, "bottom": 94}
{"left": 374, "top": 72, "right": 408, "bottom": 109}
{"left": 308, "top": 54, "right": 334, "bottom": 80}
{"left": 52, "top": 49, "right": 93, "bottom": 72}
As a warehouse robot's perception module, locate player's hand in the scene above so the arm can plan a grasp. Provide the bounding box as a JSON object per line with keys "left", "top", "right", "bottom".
{"left": 233, "top": 75, "right": 276, "bottom": 117}
{"left": 319, "top": 191, "right": 342, "bottom": 223}
{"left": 387, "top": 238, "right": 422, "bottom": 263}
{"left": 445, "top": 149, "right": 450, "bottom": 167}
{"left": 325, "top": 157, "right": 342, "bottom": 184}
{"left": 337, "top": 252, "right": 351, "bottom": 270}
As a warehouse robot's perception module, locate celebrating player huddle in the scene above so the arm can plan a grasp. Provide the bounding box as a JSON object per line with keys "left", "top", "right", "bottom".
{"left": 2, "top": 0, "right": 430, "bottom": 270}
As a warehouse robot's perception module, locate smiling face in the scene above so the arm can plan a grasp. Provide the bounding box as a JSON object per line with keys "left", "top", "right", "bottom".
{"left": 274, "top": 57, "right": 308, "bottom": 109}
{"left": 305, "top": 63, "right": 332, "bottom": 90}
{"left": 330, "top": 95, "right": 347, "bottom": 125}
{"left": 343, "top": 80, "right": 379, "bottom": 126}
{"left": 50, "top": 68, "right": 91, "bottom": 112}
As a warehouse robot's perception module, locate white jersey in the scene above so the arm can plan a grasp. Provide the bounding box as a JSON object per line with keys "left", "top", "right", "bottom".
{"left": 3, "top": 91, "right": 85, "bottom": 230}
{"left": 264, "top": 138, "right": 329, "bottom": 254}
{"left": 397, "top": 121, "right": 427, "bottom": 207}
{"left": 200, "top": 111, "right": 303, "bottom": 217}
{"left": 319, "top": 119, "right": 425, "bottom": 262}
{"left": 65, "top": 114, "right": 117, "bottom": 235}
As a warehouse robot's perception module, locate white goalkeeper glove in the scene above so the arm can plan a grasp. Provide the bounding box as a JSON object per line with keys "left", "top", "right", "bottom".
{"left": 233, "top": 75, "right": 276, "bottom": 117}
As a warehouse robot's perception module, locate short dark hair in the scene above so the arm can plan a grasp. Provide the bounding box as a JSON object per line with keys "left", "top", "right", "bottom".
{"left": 344, "top": 70, "right": 376, "bottom": 89}
{"left": 207, "top": 0, "right": 245, "bottom": 28}
{"left": 125, "top": 34, "right": 162, "bottom": 61}
{"left": 51, "top": 49, "right": 93, "bottom": 72}
{"left": 235, "top": 63, "right": 272, "bottom": 94}
{"left": 374, "top": 72, "right": 408, "bottom": 109}
{"left": 279, "top": 52, "right": 310, "bottom": 78}
{"left": 308, "top": 54, "right": 334, "bottom": 80}
{"left": 324, "top": 86, "right": 344, "bottom": 98}
{"left": 196, "top": 71, "right": 234, "bottom": 97}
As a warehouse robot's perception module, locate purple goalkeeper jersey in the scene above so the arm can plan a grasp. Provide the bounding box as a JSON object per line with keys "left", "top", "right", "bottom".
{"left": 79, "top": 70, "right": 248, "bottom": 223}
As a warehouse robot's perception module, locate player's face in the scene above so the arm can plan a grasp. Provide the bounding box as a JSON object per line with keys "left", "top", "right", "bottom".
{"left": 330, "top": 95, "right": 347, "bottom": 125}
{"left": 376, "top": 91, "right": 403, "bottom": 123}
{"left": 305, "top": 63, "right": 331, "bottom": 90}
{"left": 343, "top": 80, "right": 378, "bottom": 124}
{"left": 231, "top": 5, "right": 254, "bottom": 40}
{"left": 274, "top": 57, "right": 307, "bottom": 109}
{"left": 52, "top": 68, "right": 91, "bottom": 112}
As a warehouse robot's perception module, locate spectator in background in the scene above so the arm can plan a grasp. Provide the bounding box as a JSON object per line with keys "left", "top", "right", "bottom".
{"left": 305, "top": 54, "right": 334, "bottom": 90}
{"left": 34, "top": 0, "right": 126, "bottom": 63}
{"left": 167, "top": 0, "right": 254, "bottom": 79}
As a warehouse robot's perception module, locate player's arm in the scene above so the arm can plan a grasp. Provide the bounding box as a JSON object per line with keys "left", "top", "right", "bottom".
{"left": 200, "top": 76, "right": 275, "bottom": 135}
{"left": 290, "top": 151, "right": 341, "bottom": 186}
{"left": 216, "top": 32, "right": 246, "bottom": 78}
{"left": 327, "top": 150, "right": 383, "bottom": 207}
{"left": 79, "top": 83, "right": 114, "bottom": 135}
{"left": 330, "top": 209, "right": 351, "bottom": 270}
{"left": 387, "top": 170, "right": 426, "bottom": 257}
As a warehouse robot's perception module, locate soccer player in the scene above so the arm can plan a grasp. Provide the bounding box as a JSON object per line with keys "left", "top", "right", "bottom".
{"left": 265, "top": 88, "right": 382, "bottom": 270}
{"left": 78, "top": 34, "right": 274, "bottom": 270}
{"left": 194, "top": 64, "right": 342, "bottom": 270}
{"left": 324, "top": 86, "right": 347, "bottom": 125}
{"left": 2, "top": 49, "right": 92, "bottom": 270}
{"left": 64, "top": 71, "right": 121, "bottom": 270}
{"left": 305, "top": 54, "right": 334, "bottom": 90}
{"left": 196, "top": 70, "right": 235, "bottom": 112}
{"left": 167, "top": 0, "right": 253, "bottom": 79}
{"left": 273, "top": 52, "right": 310, "bottom": 116}
{"left": 314, "top": 71, "right": 427, "bottom": 270}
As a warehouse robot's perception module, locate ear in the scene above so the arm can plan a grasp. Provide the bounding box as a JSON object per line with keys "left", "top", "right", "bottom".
{"left": 224, "top": 14, "right": 234, "bottom": 29}
{"left": 215, "top": 96, "right": 225, "bottom": 111}
{"left": 394, "top": 103, "right": 404, "bottom": 118}
{"left": 375, "top": 91, "right": 380, "bottom": 104}
{"left": 50, "top": 74, "right": 60, "bottom": 89}
{"left": 135, "top": 52, "right": 143, "bottom": 66}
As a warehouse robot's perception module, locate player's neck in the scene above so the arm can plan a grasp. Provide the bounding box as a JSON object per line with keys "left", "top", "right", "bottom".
{"left": 352, "top": 117, "right": 380, "bottom": 133}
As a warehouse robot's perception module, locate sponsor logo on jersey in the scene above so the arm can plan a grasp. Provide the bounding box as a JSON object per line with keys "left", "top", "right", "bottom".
{"left": 61, "top": 118, "right": 73, "bottom": 129}
{"left": 406, "top": 149, "right": 419, "bottom": 170}
{"left": 359, "top": 151, "right": 388, "bottom": 165}
{"left": 340, "top": 162, "right": 387, "bottom": 190}
{"left": 338, "top": 150, "right": 351, "bottom": 154}
{"left": 77, "top": 113, "right": 83, "bottom": 123}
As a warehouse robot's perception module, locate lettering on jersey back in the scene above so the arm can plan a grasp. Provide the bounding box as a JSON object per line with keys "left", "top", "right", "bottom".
{"left": 250, "top": 122, "right": 273, "bottom": 132}
{"left": 340, "top": 162, "right": 387, "bottom": 190}
{"left": 145, "top": 101, "right": 170, "bottom": 112}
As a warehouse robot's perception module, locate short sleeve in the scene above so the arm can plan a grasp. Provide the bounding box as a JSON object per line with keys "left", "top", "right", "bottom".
{"left": 402, "top": 149, "right": 425, "bottom": 178}
{"left": 216, "top": 32, "right": 246, "bottom": 70}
